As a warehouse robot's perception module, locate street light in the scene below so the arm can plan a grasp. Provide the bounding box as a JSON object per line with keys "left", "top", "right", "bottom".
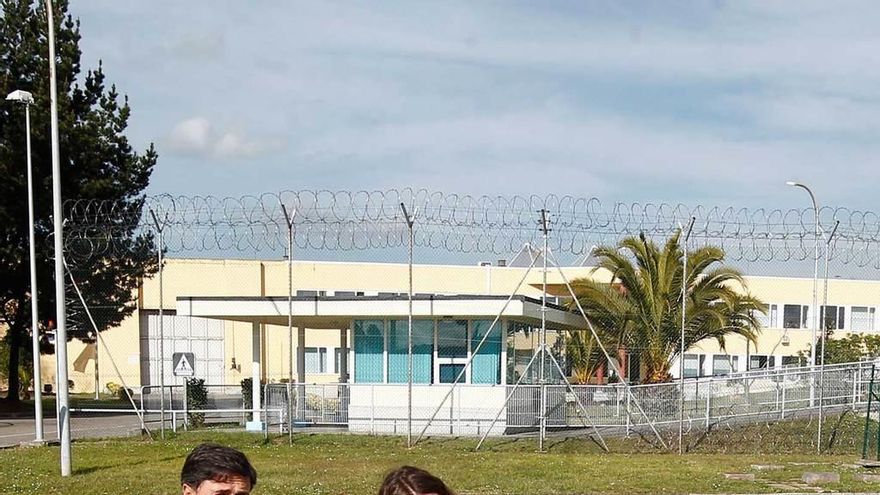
{"left": 786, "top": 181, "right": 820, "bottom": 407}
{"left": 46, "top": 0, "right": 72, "bottom": 476}
{"left": 6, "top": 89, "right": 44, "bottom": 444}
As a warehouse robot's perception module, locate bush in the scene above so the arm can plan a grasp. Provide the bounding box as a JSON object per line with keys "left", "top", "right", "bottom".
{"left": 186, "top": 378, "right": 208, "bottom": 428}
{"left": 241, "top": 378, "right": 266, "bottom": 422}
{"left": 105, "top": 382, "right": 133, "bottom": 402}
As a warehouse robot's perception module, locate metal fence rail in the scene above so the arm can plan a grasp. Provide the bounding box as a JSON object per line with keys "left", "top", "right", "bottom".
{"left": 67, "top": 361, "right": 876, "bottom": 440}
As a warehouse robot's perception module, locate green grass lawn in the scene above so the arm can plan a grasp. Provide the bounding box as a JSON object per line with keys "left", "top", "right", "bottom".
{"left": 2, "top": 413, "right": 880, "bottom": 494}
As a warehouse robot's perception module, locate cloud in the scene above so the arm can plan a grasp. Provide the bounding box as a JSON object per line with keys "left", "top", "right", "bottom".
{"left": 167, "top": 117, "right": 211, "bottom": 153}
{"left": 723, "top": 92, "right": 880, "bottom": 137}
{"left": 75, "top": 1, "right": 880, "bottom": 208}
{"left": 166, "top": 117, "right": 284, "bottom": 159}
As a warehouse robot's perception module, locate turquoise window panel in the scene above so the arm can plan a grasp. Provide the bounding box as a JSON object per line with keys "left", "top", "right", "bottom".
{"left": 354, "top": 320, "right": 384, "bottom": 383}
{"left": 471, "top": 319, "right": 502, "bottom": 384}
{"left": 387, "top": 320, "right": 434, "bottom": 384}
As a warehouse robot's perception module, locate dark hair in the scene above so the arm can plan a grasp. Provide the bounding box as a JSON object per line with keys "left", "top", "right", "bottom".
{"left": 181, "top": 443, "right": 257, "bottom": 489}
{"left": 379, "top": 466, "right": 453, "bottom": 495}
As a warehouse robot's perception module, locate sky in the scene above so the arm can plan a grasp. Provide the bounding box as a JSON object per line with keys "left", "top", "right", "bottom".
{"left": 73, "top": 1, "right": 880, "bottom": 211}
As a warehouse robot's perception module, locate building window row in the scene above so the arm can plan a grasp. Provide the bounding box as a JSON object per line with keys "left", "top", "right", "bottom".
{"left": 754, "top": 304, "right": 877, "bottom": 331}
{"left": 302, "top": 346, "right": 347, "bottom": 375}
{"left": 683, "top": 353, "right": 804, "bottom": 378}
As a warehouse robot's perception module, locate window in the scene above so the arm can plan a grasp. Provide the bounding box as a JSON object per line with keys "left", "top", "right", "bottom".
{"left": 683, "top": 354, "right": 704, "bottom": 378}
{"left": 471, "top": 320, "right": 502, "bottom": 384}
{"left": 386, "top": 320, "right": 433, "bottom": 384}
{"left": 754, "top": 304, "right": 778, "bottom": 328}
{"left": 296, "top": 290, "right": 326, "bottom": 297}
{"left": 437, "top": 320, "right": 469, "bottom": 384}
{"left": 820, "top": 305, "right": 845, "bottom": 330}
{"left": 712, "top": 355, "right": 737, "bottom": 376}
{"left": 852, "top": 307, "right": 876, "bottom": 332}
{"left": 353, "top": 320, "right": 384, "bottom": 383}
{"left": 782, "top": 355, "right": 804, "bottom": 368}
{"left": 304, "top": 347, "right": 327, "bottom": 373}
{"left": 438, "top": 320, "right": 468, "bottom": 358}
{"left": 439, "top": 364, "right": 466, "bottom": 383}
{"left": 333, "top": 348, "right": 345, "bottom": 374}
{"left": 749, "top": 354, "right": 775, "bottom": 370}
{"left": 507, "top": 321, "right": 537, "bottom": 384}
{"left": 783, "top": 304, "right": 809, "bottom": 329}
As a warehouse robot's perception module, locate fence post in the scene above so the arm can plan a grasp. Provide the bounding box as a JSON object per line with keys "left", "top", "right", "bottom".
{"left": 626, "top": 391, "right": 631, "bottom": 436}
{"left": 866, "top": 365, "right": 877, "bottom": 459}
{"left": 615, "top": 386, "right": 621, "bottom": 418}
{"left": 321, "top": 385, "right": 327, "bottom": 422}
{"left": 264, "top": 382, "right": 269, "bottom": 439}
{"left": 370, "top": 385, "right": 375, "bottom": 435}
{"left": 165, "top": 385, "right": 171, "bottom": 432}
{"left": 780, "top": 378, "right": 786, "bottom": 419}
{"left": 853, "top": 368, "right": 859, "bottom": 411}
{"left": 775, "top": 380, "right": 780, "bottom": 411}
{"left": 183, "top": 379, "right": 188, "bottom": 431}
{"left": 705, "top": 379, "right": 711, "bottom": 429}
{"left": 287, "top": 382, "right": 292, "bottom": 437}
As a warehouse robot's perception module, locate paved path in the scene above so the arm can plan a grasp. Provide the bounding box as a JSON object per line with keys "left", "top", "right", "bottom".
{"left": 0, "top": 414, "right": 148, "bottom": 448}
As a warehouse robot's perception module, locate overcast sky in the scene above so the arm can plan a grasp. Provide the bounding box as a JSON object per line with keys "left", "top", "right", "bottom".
{"left": 73, "top": 1, "right": 880, "bottom": 210}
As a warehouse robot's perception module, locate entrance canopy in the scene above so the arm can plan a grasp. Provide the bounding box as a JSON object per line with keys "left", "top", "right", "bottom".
{"left": 176, "top": 294, "right": 584, "bottom": 329}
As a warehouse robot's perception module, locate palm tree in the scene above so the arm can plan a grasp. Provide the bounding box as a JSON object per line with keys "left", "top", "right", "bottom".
{"left": 568, "top": 231, "right": 764, "bottom": 384}
{"left": 565, "top": 330, "right": 605, "bottom": 384}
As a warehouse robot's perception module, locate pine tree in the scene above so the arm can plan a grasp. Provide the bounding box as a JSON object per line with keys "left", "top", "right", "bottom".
{"left": 0, "top": 0, "right": 157, "bottom": 403}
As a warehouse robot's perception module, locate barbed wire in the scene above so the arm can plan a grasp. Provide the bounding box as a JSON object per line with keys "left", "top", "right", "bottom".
{"left": 61, "top": 189, "right": 880, "bottom": 267}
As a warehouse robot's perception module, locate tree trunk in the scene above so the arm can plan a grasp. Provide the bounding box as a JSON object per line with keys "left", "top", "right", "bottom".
{"left": 5, "top": 320, "right": 23, "bottom": 403}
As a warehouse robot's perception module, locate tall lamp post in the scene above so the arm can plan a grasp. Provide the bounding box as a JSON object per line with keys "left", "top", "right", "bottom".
{"left": 6, "top": 89, "right": 44, "bottom": 443}
{"left": 46, "top": 0, "right": 72, "bottom": 476}
{"left": 786, "top": 181, "right": 820, "bottom": 407}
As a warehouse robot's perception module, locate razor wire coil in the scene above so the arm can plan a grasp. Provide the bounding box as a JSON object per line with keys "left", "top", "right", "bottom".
{"left": 60, "top": 189, "right": 880, "bottom": 268}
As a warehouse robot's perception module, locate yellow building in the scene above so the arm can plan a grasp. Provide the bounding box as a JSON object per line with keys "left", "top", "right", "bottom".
{"left": 49, "top": 257, "right": 594, "bottom": 396}
{"left": 44, "top": 257, "right": 877, "bottom": 396}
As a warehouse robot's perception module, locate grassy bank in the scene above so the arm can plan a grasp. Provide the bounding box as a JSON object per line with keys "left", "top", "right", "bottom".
{"left": 1, "top": 413, "right": 878, "bottom": 494}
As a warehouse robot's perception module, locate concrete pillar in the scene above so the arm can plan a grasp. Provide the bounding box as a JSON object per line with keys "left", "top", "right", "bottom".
{"left": 296, "top": 327, "right": 306, "bottom": 420}
{"left": 338, "top": 327, "right": 351, "bottom": 423}
{"left": 297, "top": 327, "right": 306, "bottom": 383}
{"left": 246, "top": 321, "right": 264, "bottom": 431}
{"left": 339, "top": 328, "right": 349, "bottom": 383}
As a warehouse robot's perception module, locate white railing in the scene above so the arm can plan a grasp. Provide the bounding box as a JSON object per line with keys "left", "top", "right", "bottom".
{"left": 69, "top": 361, "right": 878, "bottom": 437}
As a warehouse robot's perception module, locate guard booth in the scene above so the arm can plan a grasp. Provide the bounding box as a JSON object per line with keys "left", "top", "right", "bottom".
{"left": 177, "top": 293, "right": 583, "bottom": 435}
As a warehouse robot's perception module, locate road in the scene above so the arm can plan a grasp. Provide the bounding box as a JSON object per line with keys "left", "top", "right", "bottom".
{"left": 0, "top": 413, "right": 148, "bottom": 448}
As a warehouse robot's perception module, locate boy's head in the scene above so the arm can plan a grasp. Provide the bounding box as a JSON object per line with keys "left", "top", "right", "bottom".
{"left": 181, "top": 443, "right": 257, "bottom": 495}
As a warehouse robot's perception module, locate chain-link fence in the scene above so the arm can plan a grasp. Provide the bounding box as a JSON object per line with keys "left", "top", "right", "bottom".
{"left": 33, "top": 190, "right": 880, "bottom": 453}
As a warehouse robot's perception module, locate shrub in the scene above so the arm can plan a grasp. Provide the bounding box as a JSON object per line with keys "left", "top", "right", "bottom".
{"left": 241, "top": 378, "right": 266, "bottom": 422}
{"left": 186, "top": 378, "right": 208, "bottom": 428}
{"left": 106, "top": 382, "right": 133, "bottom": 402}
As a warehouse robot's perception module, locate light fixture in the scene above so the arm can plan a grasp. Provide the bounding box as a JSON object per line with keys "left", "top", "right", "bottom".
{"left": 5, "top": 89, "right": 34, "bottom": 104}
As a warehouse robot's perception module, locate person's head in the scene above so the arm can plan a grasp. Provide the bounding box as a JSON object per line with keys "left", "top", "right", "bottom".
{"left": 181, "top": 443, "right": 257, "bottom": 495}
{"left": 379, "top": 466, "right": 454, "bottom": 495}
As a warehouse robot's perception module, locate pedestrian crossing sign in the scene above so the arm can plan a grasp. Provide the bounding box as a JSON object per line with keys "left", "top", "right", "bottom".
{"left": 172, "top": 352, "right": 195, "bottom": 377}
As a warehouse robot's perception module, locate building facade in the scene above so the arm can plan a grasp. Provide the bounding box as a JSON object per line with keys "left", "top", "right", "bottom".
{"left": 41, "top": 258, "right": 880, "bottom": 396}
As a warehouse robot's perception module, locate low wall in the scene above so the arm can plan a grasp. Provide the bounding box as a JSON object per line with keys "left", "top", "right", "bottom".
{"left": 348, "top": 384, "right": 508, "bottom": 436}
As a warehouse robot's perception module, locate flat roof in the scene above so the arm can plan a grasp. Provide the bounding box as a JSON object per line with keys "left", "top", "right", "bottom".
{"left": 176, "top": 294, "right": 584, "bottom": 329}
